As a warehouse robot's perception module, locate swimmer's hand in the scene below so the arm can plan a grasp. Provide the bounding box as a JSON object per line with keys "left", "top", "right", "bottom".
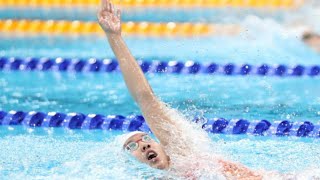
{"left": 98, "top": 0, "right": 121, "bottom": 35}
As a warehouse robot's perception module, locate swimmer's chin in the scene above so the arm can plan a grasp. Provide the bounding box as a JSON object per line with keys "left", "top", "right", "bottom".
{"left": 151, "top": 157, "right": 170, "bottom": 170}
{"left": 153, "top": 163, "right": 169, "bottom": 170}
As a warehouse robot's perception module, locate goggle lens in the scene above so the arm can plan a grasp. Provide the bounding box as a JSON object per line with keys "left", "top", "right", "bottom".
{"left": 142, "top": 135, "right": 152, "bottom": 142}
{"left": 126, "top": 142, "right": 138, "bottom": 152}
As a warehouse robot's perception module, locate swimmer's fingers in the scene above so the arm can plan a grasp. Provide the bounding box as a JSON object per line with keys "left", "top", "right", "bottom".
{"left": 100, "top": 0, "right": 105, "bottom": 9}
{"left": 98, "top": 0, "right": 121, "bottom": 34}
{"left": 116, "top": 9, "right": 121, "bottom": 19}
{"left": 109, "top": 1, "right": 113, "bottom": 13}
{"left": 110, "top": 3, "right": 115, "bottom": 13}
{"left": 98, "top": 0, "right": 116, "bottom": 18}
{"left": 100, "top": 0, "right": 108, "bottom": 11}
{"left": 100, "top": 0, "right": 114, "bottom": 13}
{"left": 98, "top": 0, "right": 107, "bottom": 19}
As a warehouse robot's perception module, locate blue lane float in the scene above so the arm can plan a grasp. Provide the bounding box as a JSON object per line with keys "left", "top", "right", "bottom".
{"left": 0, "top": 110, "right": 319, "bottom": 138}
{"left": 1, "top": 56, "right": 320, "bottom": 77}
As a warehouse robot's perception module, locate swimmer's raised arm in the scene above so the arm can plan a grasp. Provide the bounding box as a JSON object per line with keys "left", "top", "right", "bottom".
{"left": 98, "top": 0, "right": 176, "bottom": 145}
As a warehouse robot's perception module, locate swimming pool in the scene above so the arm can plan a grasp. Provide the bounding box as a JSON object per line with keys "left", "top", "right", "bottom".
{"left": 1, "top": 1, "right": 320, "bottom": 179}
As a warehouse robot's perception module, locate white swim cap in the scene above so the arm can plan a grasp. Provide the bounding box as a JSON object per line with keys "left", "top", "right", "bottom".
{"left": 119, "top": 131, "right": 145, "bottom": 149}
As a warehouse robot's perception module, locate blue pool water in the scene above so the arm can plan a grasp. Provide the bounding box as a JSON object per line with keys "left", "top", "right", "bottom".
{"left": 1, "top": 2, "right": 320, "bottom": 179}
{"left": 1, "top": 32, "right": 319, "bottom": 64}
{"left": 1, "top": 71, "right": 320, "bottom": 122}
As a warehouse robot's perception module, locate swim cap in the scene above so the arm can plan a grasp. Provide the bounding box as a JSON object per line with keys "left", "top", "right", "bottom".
{"left": 119, "top": 131, "right": 145, "bottom": 149}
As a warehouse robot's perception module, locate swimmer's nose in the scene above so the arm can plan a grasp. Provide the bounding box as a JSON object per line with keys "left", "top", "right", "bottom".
{"left": 141, "top": 144, "right": 150, "bottom": 152}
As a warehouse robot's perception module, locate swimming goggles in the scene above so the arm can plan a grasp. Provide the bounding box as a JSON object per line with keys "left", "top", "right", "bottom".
{"left": 125, "top": 134, "right": 152, "bottom": 152}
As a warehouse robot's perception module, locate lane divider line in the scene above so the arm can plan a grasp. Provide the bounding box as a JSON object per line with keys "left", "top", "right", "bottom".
{"left": 0, "top": 110, "right": 318, "bottom": 138}
{"left": 1, "top": 57, "right": 320, "bottom": 77}
{"left": 0, "top": 0, "right": 303, "bottom": 8}
{"left": 0, "top": 19, "right": 241, "bottom": 36}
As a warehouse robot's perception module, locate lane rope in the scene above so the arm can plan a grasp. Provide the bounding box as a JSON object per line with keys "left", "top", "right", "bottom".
{"left": 0, "top": 19, "right": 240, "bottom": 36}
{"left": 0, "top": 110, "right": 318, "bottom": 138}
{"left": 0, "top": 0, "right": 302, "bottom": 8}
{"left": 1, "top": 56, "right": 320, "bottom": 77}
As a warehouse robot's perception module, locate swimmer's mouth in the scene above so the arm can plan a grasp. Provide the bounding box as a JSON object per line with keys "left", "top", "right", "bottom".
{"left": 146, "top": 151, "right": 158, "bottom": 161}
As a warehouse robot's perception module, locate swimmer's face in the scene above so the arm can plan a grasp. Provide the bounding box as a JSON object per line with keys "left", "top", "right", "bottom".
{"left": 123, "top": 133, "right": 170, "bottom": 170}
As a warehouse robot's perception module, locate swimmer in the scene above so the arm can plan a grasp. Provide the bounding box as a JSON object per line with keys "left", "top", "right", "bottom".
{"left": 98, "top": 0, "right": 262, "bottom": 179}
{"left": 302, "top": 31, "right": 320, "bottom": 52}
